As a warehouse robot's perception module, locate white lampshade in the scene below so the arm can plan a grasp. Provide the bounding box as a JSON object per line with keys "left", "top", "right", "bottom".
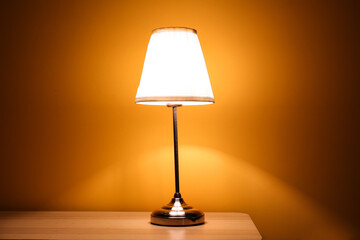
{"left": 135, "top": 27, "right": 214, "bottom": 106}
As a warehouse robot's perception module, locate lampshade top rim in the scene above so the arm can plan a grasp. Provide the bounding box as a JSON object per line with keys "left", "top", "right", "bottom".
{"left": 152, "top": 27, "right": 197, "bottom": 34}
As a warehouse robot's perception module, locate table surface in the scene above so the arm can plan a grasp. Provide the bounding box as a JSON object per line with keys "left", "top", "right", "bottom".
{"left": 0, "top": 211, "right": 262, "bottom": 240}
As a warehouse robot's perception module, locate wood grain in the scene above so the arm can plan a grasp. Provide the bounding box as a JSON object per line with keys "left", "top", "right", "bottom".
{"left": 0, "top": 212, "right": 262, "bottom": 239}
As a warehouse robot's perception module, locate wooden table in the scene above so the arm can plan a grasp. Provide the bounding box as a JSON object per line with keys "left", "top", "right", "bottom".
{"left": 0, "top": 212, "right": 262, "bottom": 239}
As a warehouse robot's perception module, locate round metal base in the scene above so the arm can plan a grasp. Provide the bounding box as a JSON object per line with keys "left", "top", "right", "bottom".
{"left": 151, "top": 197, "right": 204, "bottom": 226}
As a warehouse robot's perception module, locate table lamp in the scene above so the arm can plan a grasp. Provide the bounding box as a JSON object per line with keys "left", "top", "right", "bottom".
{"left": 135, "top": 27, "right": 215, "bottom": 226}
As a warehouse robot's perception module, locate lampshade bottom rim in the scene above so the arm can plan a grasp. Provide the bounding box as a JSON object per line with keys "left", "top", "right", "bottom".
{"left": 136, "top": 101, "right": 214, "bottom": 106}
{"left": 135, "top": 96, "right": 214, "bottom": 105}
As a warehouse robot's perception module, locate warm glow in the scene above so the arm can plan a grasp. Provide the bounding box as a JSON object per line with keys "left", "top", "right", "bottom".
{"left": 2, "top": 0, "right": 357, "bottom": 239}
{"left": 135, "top": 27, "right": 214, "bottom": 106}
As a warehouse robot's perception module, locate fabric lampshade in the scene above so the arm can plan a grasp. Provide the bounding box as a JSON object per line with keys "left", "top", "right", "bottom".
{"left": 135, "top": 27, "right": 215, "bottom": 106}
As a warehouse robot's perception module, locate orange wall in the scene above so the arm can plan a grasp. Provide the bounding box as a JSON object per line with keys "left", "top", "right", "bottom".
{"left": 1, "top": 0, "right": 359, "bottom": 239}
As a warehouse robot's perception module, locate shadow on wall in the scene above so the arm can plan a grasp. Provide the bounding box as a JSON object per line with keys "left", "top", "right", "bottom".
{"left": 49, "top": 145, "right": 354, "bottom": 240}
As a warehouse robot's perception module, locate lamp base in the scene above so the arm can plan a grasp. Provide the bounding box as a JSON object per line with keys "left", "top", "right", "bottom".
{"left": 151, "top": 197, "right": 204, "bottom": 226}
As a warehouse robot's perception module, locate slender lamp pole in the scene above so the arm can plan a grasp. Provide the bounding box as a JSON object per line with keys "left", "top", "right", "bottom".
{"left": 171, "top": 105, "right": 181, "bottom": 198}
